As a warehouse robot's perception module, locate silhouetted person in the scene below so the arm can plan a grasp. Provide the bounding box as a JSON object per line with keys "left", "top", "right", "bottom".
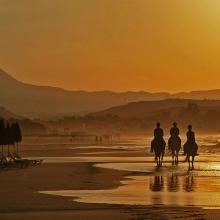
{"left": 154, "top": 123, "right": 164, "bottom": 138}
{"left": 170, "top": 122, "right": 179, "bottom": 137}
{"left": 186, "top": 125, "right": 195, "bottom": 143}
{"left": 151, "top": 123, "right": 166, "bottom": 155}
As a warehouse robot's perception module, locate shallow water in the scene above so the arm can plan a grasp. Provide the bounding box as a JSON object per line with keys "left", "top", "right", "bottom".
{"left": 39, "top": 159, "right": 220, "bottom": 208}
{"left": 38, "top": 135, "right": 220, "bottom": 208}
{"left": 39, "top": 174, "right": 220, "bottom": 207}
{"left": 27, "top": 154, "right": 220, "bottom": 163}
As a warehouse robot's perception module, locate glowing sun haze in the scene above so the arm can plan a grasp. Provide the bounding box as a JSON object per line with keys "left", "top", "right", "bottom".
{"left": 1, "top": 0, "right": 220, "bottom": 92}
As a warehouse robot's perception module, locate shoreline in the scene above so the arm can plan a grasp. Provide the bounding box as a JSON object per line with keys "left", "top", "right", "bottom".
{"left": 0, "top": 137, "right": 220, "bottom": 219}
{"left": 0, "top": 161, "right": 218, "bottom": 219}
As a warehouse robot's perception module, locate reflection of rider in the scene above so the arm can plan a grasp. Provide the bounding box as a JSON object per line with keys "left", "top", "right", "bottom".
{"left": 151, "top": 123, "right": 164, "bottom": 152}
{"left": 183, "top": 125, "right": 198, "bottom": 155}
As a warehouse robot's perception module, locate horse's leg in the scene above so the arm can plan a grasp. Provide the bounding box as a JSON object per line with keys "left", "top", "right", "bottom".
{"left": 176, "top": 150, "right": 179, "bottom": 165}
{"left": 171, "top": 150, "right": 174, "bottom": 165}
{"left": 192, "top": 156, "right": 194, "bottom": 170}
{"left": 174, "top": 150, "right": 176, "bottom": 164}
{"left": 188, "top": 156, "right": 191, "bottom": 171}
{"left": 156, "top": 156, "right": 159, "bottom": 167}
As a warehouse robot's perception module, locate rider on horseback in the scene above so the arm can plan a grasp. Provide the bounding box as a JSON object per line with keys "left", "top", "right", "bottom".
{"left": 154, "top": 122, "right": 164, "bottom": 138}
{"left": 168, "top": 122, "right": 180, "bottom": 150}
{"left": 183, "top": 125, "right": 198, "bottom": 156}
{"left": 170, "top": 122, "right": 179, "bottom": 137}
{"left": 151, "top": 123, "right": 165, "bottom": 152}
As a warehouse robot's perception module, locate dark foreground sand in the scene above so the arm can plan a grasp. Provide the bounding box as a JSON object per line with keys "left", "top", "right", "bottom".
{"left": 0, "top": 137, "right": 219, "bottom": 219}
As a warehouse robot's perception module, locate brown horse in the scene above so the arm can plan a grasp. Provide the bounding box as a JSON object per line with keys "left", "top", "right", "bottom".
{"left": 183, "top": 141, "right": 198, "bottom": 170}
{"left": 168, "top": 136, "right": 181, "bottom": 165}
{"left": 151, "top": 138, "right": 166, "bottom": 167}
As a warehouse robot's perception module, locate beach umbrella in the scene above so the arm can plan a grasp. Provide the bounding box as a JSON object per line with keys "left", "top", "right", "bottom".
{"left": 14, "top": 122, "right": 22, "bottom": 154}
{"left": 11, "top": 123, "right": 17, "bottom": 154}
{"left": 5, "top": 124, "right": 10, "bottom": 157}
{"left": 0, "top": 120, "right": 5, "bottom": 159}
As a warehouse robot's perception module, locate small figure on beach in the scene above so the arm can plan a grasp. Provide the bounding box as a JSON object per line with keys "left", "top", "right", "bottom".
{"left": 151, "top": 123, "right": 166, "bottom": 167}
{"left": 183, "top": 125, "right": 198, "bottom": 170}
{"left": 168, "top": 122, "right": 181, "bottom": 165}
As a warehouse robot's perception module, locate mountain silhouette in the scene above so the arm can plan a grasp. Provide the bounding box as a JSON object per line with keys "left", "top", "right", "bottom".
{"left": 1, "top": 68, "right": 220, "bottom": 118}
{"left": 93, "top": 99, "right": 220, "bottom": 118}
{"left": 0, "top": 106, "right": 23, "bottom": 120}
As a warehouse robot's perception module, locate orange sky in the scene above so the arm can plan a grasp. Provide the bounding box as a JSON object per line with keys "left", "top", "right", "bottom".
{"left": 1, "top": 0, "right": 220, "bottom": 92}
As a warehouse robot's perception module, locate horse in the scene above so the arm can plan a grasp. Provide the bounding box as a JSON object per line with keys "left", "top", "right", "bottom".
{"left": 168, "top": 136, "right": 181, "bottom": 165}
{"left": 183, "top": 141, "right": 198, "bottom": 170}
{"left": 151, "top": 138, "right": 166, "bottom": 167}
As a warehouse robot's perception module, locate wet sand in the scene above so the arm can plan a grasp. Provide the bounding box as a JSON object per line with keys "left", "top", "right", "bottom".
{"left": 0, "top": 136, "right": 220, "bottom": 219}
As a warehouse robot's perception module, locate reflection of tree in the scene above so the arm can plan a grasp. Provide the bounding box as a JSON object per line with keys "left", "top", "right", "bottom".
{"left": 150, "top": 176, "right": 164, "bottom": 192}
{"left": 167, "top": 174, "right": 179, "bottom": 192}
{"left": 184, "top": 175, "right": 195, "bottom": 192}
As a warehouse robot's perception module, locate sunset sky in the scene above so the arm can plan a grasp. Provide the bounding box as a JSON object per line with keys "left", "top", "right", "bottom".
{"left": 1, "top": 0, "right": 220, "bottom": 92}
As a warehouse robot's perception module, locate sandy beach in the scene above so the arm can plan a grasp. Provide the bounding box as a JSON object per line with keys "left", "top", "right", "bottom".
{"left": 0, "top": 136, "right": 220, "bottom": 219}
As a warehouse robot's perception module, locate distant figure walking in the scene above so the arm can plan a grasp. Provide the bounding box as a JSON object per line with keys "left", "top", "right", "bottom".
{"left": 151, "top": 123, "right": 166, "bottom": 167}
{"left": 183, "top": 125, "right": 198, "bottom": 170}
{"left": 168, "top": 122, "right": 181, "bottom": 165}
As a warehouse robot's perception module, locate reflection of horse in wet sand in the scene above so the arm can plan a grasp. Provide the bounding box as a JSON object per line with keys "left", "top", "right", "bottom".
{"left": 184, "top": 125, "right": 198, "bottom": 171}
{"left": 168, "top": 136, "right": 181, "bottom": 165}
{"left": 167, "top": 174, "right": 179, "bottom": 192}
{"left": 150, "top": 176, "right": 164, "bottom": 192}
{"left": 184, "top": 175, "right": 195, "bottom": 192}
{"left": 151, "top": 138, "right": 166, "bottom": 167}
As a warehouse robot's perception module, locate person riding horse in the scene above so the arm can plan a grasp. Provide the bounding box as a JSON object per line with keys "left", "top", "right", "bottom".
{"left": 183, "top": 125, "right": 198, "bottom": 156}
{"left": 183, "top": 125, "right": 198, "bottom": 170}
{"left": 151, "top": 123, "right": 166, "bottom": 166}
{"left": 170, "top": 122, "right": 179, "bottom": 137}
{"left": 151, "top": 123, "right": 165, "bottom": 152}
{"left": 168, "top": 122, "right": 181, "bottom": 164}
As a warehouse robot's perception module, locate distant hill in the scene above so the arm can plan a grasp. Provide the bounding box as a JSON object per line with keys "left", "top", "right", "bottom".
{"left": 0, "top": 106, "right": 22, "bottom": 120}
{"left": 0, "top": 69, "right": 170, "bottom": 118}
{"left": 1, "top": 68, "right": 220, "bottom": 118}
{"left": 93, "top": 99, "right": 220, "bottom": 118}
